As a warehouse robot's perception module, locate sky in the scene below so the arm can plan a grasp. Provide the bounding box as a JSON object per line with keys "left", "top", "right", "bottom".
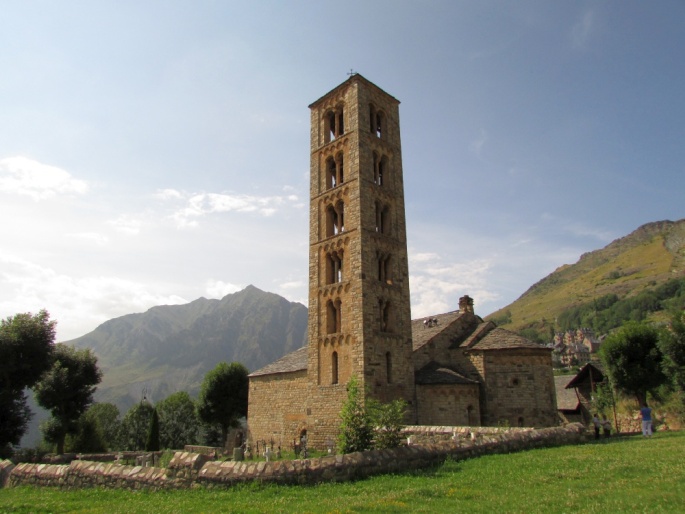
{"left": 1, "top": 1, "right": 684, "bottom": 342}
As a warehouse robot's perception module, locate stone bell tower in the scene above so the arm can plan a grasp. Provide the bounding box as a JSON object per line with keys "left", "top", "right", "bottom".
{"left": 306, "top": 74, "right": 415, "bottom": 443}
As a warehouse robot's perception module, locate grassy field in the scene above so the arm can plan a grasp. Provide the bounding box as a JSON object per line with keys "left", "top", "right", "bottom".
{"left": 1, "top": 432, "right": 683, "bottom": 513}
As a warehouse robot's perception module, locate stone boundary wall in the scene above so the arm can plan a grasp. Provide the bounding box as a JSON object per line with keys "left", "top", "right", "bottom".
{"left": 3, "top": 423, "right": 587, "bottom": 490}
{"left": 402, "top": 425, "right": 533, "bottom": 445}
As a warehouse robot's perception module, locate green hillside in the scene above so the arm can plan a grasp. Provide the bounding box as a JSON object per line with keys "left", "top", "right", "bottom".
{"left": 487, "top": 219, "right": 685, "bottom": 337}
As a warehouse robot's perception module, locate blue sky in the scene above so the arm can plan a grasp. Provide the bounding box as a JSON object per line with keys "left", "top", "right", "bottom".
{"left": 1, "top": 1, "right": 683, "bottom": 341}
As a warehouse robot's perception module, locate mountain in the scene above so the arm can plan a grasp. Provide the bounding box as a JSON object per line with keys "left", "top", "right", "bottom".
{"left": 486, "top": 219, "right": 685, "bottom": 334}
{"left": 67, "top": 285, "right": 308, "bottom": 412}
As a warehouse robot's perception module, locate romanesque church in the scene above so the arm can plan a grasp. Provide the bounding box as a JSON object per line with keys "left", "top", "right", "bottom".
{"left": 247, "top": 75, "right": 557, "bottom": 449}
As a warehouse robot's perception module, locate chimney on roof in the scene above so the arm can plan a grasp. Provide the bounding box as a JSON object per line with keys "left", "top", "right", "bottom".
{"left": 459, "top": 295, "right": 474, "bottom": 314}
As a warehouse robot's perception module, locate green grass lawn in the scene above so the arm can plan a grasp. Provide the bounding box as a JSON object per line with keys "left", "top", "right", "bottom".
{"left": 2, "top": 432, "right": 683, "bottom": 513}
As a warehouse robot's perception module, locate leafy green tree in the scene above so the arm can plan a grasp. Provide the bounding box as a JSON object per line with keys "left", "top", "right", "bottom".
{"left": 0, "top": 310, "right": 56, "bottom": 452}
{"left": 156, "top": 391, "right": 198, "bottom": 449}
{"left": 337, "top": 376, "right": 373, "bottom": 454}
{"left": 197, "top": 362, "right": 249, "bottom": 448}
{"left": 65, "top": 415, "right": 106, "bottom": 453}
{"left": 145, "top": 408, "right": 160, "bottom": 452}
{"left": 84, "top": 403, "right": 121, "bottom": 451}
{"left": 370, "top": 398, "right": 407, "bottom": 450}
{"left": 600, "top": 321, "right": 666, "bottom": 405}
{"left": 118, "top": 402, "right": 154, "bottom": 451}
{"left": 34, "top": 344, "right": 102, "bottom": 454}
{"left": 658, "top": 312, "right": 685, "bottom": 391}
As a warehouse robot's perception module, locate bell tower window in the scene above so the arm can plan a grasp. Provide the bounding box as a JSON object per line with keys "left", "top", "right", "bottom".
{"left": 326, "top": 299, "right": 342, "bottom": 334}
{"left": 324, "top": 106, "right": 345, "bottom": 144}
{"left": 375, "top": 202, "right": 390, "bottom": 234}
{"left": 325, "top": 251, "right": 343, "bottom": 284}
{"left": 373, "top": 153, "right": 389, "bottom": 186}
{"left": 379, "top": 299, "right": 393, "bottom": 333}
{"left": 377, "top": 252, "right": 392, "bottom": 283}
{"left": 369, "top": 104, "right": 384, "bottom": 139}
{"left": 325, "top": 201, "right": 345, "bottom": 237}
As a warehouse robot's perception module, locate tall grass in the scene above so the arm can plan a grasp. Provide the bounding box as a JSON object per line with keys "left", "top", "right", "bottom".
{"left": 1, "top": 432, "right": 683, "bottom": 513}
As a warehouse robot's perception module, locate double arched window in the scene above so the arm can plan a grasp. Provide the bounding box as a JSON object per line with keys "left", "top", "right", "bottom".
{"left": 325, "top": 153, "right": 344, "bottom": 189}
{"left": 369, "top": 104, "right": 385, "bottom": 139}
{"left": 325, "top": 250, "right": 343, "bottom": 284}
{"left": 326, "top": 299, "right": 342, "bottom": 334}
{"left": 375, "top": 201, "right": 390, "bottom": 234}
{"left": 324, "top": 106, "right": 345, "bottom": 143}
{"left": 372, "top": 152, "right": 389, "bottom": 186}
{"left": 325, "top": 201, "right": 345, "bottom": 237}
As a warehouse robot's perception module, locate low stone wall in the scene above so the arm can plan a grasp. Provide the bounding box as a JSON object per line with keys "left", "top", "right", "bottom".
{"left": 402, "top": 425, "right": 534, "bottom": 445}
{"left": 3, "top": 423, "right": 587, "bottom": 490}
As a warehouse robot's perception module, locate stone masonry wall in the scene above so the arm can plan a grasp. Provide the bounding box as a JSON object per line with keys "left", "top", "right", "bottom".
{"left": 247, "top": 370, "right": 309, "bottom": 448}
{"left": 4, "top": 424, "right": 587, "bottom": 490}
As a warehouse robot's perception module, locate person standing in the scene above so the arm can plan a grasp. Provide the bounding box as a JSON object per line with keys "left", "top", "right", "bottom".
{"left": 640, "top": 404, "right": 653, "bottom": 437}
{"left": 601, "top": 415, "right": 612, "bottom": 438}
{"left": 592, "top": 413, "right": 601, "bottom": 440}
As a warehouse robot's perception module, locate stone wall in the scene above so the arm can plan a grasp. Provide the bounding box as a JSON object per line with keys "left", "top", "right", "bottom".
{"left": 416, "top": 383, "right": 480, "bottom": 426}
{"left": 480, "top": 350, "right": 558, "bottom": 428}
{"left": 247, "top": 370, "right": 309, "bottom": 448}
{"left": 4, "top": 423, "right": 587, "bottom": 490}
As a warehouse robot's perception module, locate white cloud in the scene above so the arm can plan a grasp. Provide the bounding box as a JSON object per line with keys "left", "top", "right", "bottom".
{"left": 108, "top": 214, "right": 145, "bottom": 235}
{"left": 470, "top": 129, "right": 487, "bottom": 156}
{"left": 0, "top": 156, "right": 88, "bottom": 200}
{"left": 66, "top": 232, "right": 109, "bottom": 246}
{"left": 571, "top": 10, "right": 594, "bottom": 49}
{"left": 166, "top": 191, "right": 299, "bottom": 228}
{"left": 154, "top": 188, "right": 184, "bottom": 200}
{"left": 409, "top": 250, "right": 498, "bottom": 318}
{"left": 205, "top": 280, "right": 243, "bottom": 299}
{"left": 0, "top": 253, "right": 187, "bottom": 341}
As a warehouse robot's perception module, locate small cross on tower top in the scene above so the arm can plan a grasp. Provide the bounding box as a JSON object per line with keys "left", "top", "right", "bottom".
{"left": 347, "top": 69, "right": 357, "bottom": 77}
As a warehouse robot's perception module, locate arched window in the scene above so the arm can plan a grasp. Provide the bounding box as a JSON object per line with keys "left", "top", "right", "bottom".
{"left": 377, "top": 252, "right": 391, "bottom": 284}
{"left": 467, "top": 405, "right": 476, "bottom": 426}
{"left": 324, "top": 107, "right": 345, "bottom": 144}
{"left": 325, "top": 201, "right": 344, "bottom": 237}
{"left": 379, "top": 299, "right": 392, "bottom": 333}
{"left": 326, "top": 157, "right": 337, "bottom": 189}
{"left": 386, "top": 352, "right": 392, "bottom": 384}
{"left": 369, "top": 105, "right": 384, "bottom": 138}
{"left": 375, "top": 202, "right": 390, "bottom": 234}
{"left": 332, "top": 351, "right": 339, "bottom": 385}
{"left": 325, "top": 251, "right": 343, "bottom": 284}
{"left": 326, "top": 299, "right": 342, "bottom": 334}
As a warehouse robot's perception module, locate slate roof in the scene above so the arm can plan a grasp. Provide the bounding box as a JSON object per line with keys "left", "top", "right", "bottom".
{"left": 415, "top": 361, "right": 479, "bottom": 385}
{"left": 249, "top": 346, "right": 307, "bottom": 377}
{"left": 468, "top": 327, "right": 549, "bottom": 351}
{"left": 566, "top": 362, "right": 605, "bottom": 388}
{"left": 554, "top": 375, "right": 580, "bottom": 411}
{"left": 411, "top": 310, "right": 463, "bottom": 351}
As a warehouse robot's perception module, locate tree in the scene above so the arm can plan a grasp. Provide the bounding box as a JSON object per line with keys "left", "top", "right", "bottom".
{"left": 34, "top": 344, "right": 102, "bottom": 454}
{"left": 145, "top": 408, "right": 160, "bottom": 452}
{"left": 84, "top": 403, "right": 121, "bottom": 451}
{"left": 600, "top": 321, "right": 666, "bottom": 405}
{"left": 65, "top": 415, "right": 107, "bottom": 453}
{"left": 337, "top": 376, "right": 373, "bottom": 454}
{"left": 658, "top": 312, "right": 685, "bottom": 391}
{"left": 0, "top": 310, "right": 55, "bottom": 452}
{"left": 197, "top": 362, "right": 249, "bottom": 448}
{"left": 370, "top": 398, "right": 407, "bottom": 450}
{"left": 156, "top": 391, "right": 198, "bottom": 449}
{"left": 118, "top": 402, "right": 154, "bottom": 451}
